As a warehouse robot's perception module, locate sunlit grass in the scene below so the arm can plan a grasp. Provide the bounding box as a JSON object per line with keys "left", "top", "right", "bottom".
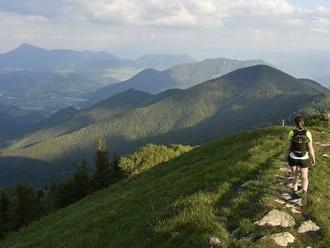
{"left": 0, "top": 127, "right": 329, "bottom": 247}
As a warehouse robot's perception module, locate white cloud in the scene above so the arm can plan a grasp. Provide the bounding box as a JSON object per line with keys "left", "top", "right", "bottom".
{"left": 283, "top": 6, "right": 330, "bottom": 33}
{"left": 316, "top": 6, "right": 330, "bottom": 15}
{"left": 230, "top": 0, "right": 295, "bottom": 16}
{"left": 0, "top": 0, "right": 330, "bottom": 57}
{"left": 70, "top": 0, "right": 296, "bottom": 27}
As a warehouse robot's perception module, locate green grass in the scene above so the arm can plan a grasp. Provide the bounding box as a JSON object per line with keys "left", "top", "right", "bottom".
{"left": 305, "top": 127, "right": 330, "bottom": 247}
{"left": 0, "top": 127, "right": 329, "bottom": 247}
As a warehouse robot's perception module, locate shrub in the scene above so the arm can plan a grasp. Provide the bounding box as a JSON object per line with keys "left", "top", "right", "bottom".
{"left": 305, "top": 114, "right": 329, "bottom": 127}
{"left": 118, "top": 144, "right": 194, "bottom": 176}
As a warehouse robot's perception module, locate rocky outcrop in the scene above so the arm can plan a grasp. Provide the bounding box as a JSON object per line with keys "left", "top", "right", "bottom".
{"left": 262, "top": 232, "right": 295, "bottom": 247}
{"left": 255, "top": 209, "right": 295, "bottom": 227}
{"left": 298, "top": 220, "right": 320, "bottom": 233}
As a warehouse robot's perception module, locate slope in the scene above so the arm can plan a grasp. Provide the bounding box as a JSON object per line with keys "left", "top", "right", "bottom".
{"left": 0, "top": 104, "right": 44, "bottom": 146}
{"left": 299, "top": 93, "right": 330, "bottom": 115}
{"left": 0, "top": 65, "right": 328, "bottom": 186}
{"left": 19, "top": 89, "right": 154, "bottom": 147}
{"left": 268, "top": 50, "right": 330, "bottom": 86}
{"left": 317, "top": 74, "right": 330, "bottom": 89}
{"left": 87, "top": 58, "right": 268, "bottom": 103}
{"left": 1, "top": 127, "right": 329, "bottom": 247}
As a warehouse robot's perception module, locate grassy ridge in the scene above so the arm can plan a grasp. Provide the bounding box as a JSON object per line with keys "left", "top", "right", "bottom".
{"left": 1, "top": 126, "right": 330, "bottom": 247}
{"left": 0, "top": 127, "right": 301, "bottom": 248}
{"left": 307, "top": 128, "right": 330, "bottom": 247}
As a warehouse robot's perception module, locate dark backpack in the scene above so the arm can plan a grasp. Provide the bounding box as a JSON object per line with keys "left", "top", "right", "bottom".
{"left": 291, "top": 129, "right": 309, "bottom": 157}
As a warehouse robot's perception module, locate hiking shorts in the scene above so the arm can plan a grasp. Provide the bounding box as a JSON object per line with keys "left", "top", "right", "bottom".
{"left": 287, "top": 156, "right": 310, "bottom": 168}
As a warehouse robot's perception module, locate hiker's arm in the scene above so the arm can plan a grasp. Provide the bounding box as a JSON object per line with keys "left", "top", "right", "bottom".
{"left": 284, "top": 141, "right": 291, "bottom": 162}
{"left": 284, "top": 131, "right": 293, "bottom": 162}
{"left": 308, "top": 142, "right": 316, "bottom": 166}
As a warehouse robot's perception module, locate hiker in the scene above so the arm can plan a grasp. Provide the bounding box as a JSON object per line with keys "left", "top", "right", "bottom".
{"left": 285, "top": 115, "right": 316, "bottom": 201}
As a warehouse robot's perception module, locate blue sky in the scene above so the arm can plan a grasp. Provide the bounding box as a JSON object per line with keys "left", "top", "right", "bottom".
{"left": 0, "top": 0, "right": 329, "bottom": 59}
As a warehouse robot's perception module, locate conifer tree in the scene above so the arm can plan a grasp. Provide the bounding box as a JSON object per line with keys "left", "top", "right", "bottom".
{"left": 0, "top": 191, "right": 10, "bottom": 236}
{"left": 111, "top": 152, "right": 123, "bottom": 180}
{"left": 40, "top": 183, "right": 57, "bottom": 213}
{"left": 0, "top": 191, "right": 9, "bottom": 224}
{"left": 93, "top": 138, "right": 111, "bottom": 191}
{"left": 72, "top": 160, "right": 91, "bottom": 200}
{"left": 54, "top": 180, "right": 75, "bottom": 209}
{"left": 15, "top": 183, "right": 39, "bottom": 228}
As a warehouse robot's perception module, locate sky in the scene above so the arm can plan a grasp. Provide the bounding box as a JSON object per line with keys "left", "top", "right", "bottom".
{"left": 0, "top": 0, "right": 329, "bottom": 59}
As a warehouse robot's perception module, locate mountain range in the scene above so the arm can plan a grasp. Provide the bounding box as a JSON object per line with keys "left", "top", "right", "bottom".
{"left": 0, "top": 65, "right": 328, "bottom": 186}
{"left": 0, "top": 44, "right": 269, "bottom": 111}
{"left": 87, "top": 58, "right": 267, "bottom": 103}
{"left": 0, "top": 43, "right": 195, "bottom": 73}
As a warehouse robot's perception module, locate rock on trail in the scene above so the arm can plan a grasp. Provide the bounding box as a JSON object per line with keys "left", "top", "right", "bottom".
{"left": 255, "top": 209, "right": 295, "bottom": 227}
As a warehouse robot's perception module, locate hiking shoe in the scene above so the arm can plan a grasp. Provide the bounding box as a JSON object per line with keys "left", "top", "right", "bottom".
{"left": 290, "top": 191, "right": 300, "bottom": 199}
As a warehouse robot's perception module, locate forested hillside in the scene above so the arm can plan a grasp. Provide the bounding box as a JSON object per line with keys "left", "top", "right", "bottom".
{"left": 0, "top": 65, "right": 328, "bottom": 186}
{"left": 88, "top": 58, "right": 267, "bottom": 103}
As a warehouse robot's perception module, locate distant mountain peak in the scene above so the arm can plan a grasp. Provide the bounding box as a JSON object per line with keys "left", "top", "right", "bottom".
{"left": 139, "top": 68, "right": 161, "bottom": 74}
{"left": 5, "top": 43, "right": 47, "bottom": 56}
{"left": 224, "top": 64, "right": 285, "bottom": 77}
{"left": 15, "top": 43, "right": 45, "bottom": 51}
{"left": 18, "top": 43, "right": 38, "bottom": 48}
{"left": 116, "top": 88, "right": 153, "bottom": 96}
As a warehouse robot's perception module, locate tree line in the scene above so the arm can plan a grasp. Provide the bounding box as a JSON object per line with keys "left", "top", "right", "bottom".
{"left": 0, "top": 141, "right": 123, "bottom": 239}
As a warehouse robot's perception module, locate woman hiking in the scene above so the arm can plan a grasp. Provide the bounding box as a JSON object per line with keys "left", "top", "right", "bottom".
{"left": 285, "top": 115, "right": 316, "bottom": 204}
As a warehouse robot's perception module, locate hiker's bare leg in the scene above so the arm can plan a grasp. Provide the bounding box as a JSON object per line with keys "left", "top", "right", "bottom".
{"left": 301, "top": 167, "right": 309, "bottom": 192}
{"left": 291, "top": 166, "right": 298, "bottom": 192}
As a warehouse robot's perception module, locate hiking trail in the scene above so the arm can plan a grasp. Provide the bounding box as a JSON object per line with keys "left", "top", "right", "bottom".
{"left": 209, "top": 139, "right": 330, "bottom": 248}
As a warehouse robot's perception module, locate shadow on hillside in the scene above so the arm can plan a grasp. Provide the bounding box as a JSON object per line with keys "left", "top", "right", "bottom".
{"left": 132, "top": 93, "right": 319, "bottom": 148}
{"left": 1, "top": 92, "right": 310, "bottom": 188}
{"left": 0, "top": 91, "right": 318, "bottom": 189}
{"left": 0, "top": 134, "right": 137, "bottom": 187}
{"left": 0, "top": 98, "right": 291, "bottom": 187}
{"left": 0, "top": 156, "right": 73, "bottom": 187}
